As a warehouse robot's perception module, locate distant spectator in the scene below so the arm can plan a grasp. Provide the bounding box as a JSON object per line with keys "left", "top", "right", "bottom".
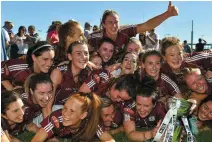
{"left": 195, "top": 38, "right": 207, "bottom": 52}
{"left": 25, "top": 25, "right": 40, "bottom": 48}
{"left": 46, "top": 21, "right": 62, "bottom": 45}
{"left": 2, "top": 21, "right": 14, "bottom": 40}
{"left": 183, "top": 40, "right": 192, "bottom": 53}
{"left": 84, "top": 22, "right": 92, "bottom": 37}
{"left": 11, "top": 26, "right": 28, "bottom": 57}
{"left": 145, "top": 29, "right": 160, "bottom": 50}
{"left": 1, "top": 28, "right": 9, "bottom": 61}
{"left": 93, "top": 25, "right": 99, "bottom": 32}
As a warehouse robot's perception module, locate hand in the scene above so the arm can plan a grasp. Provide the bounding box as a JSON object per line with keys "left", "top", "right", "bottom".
{"left": 151, "top": 119, "right": 162, "bottom": 136}
{"left": 47, "top": 137, "right": 59, "bottom": 142}
{"left": 167, "top": 1, "right": 179, "bottom": 17}
{"left": 204, "top": 70, "right": 212, "bottom": 79}
{"left": 187, "top": 99, "right": 197, "bottom": 114}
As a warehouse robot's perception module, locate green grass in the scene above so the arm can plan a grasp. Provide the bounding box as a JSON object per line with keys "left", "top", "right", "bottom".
{"left": 16, "top": 129, "right": 212, "bottom": 142}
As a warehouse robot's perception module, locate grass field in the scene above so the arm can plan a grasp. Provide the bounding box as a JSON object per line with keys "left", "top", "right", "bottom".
{"left": 16, "top": 129, "right": 212, "bottom": 142}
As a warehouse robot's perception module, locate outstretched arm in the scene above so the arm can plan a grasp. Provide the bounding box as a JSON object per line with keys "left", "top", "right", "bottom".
{"left": 136, "top": 1, "right": 178, "bottom": 33}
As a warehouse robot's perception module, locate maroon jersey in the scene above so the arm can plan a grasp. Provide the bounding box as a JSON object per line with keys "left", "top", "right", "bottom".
{"left": 54, "top": 62, "right": 89, "bottom": 105}
{"left": 96, "top": 108, "right": 122, "bottom": 138}
{"left": 19, "top": 89, "right": 42, "bottom": 124}
{"left": 161, "top": 61, "right": 198, "bottom": 86}
{"left": 84, "top": 69, "right": 110, "bottom": 97}
{"left": 1, "top": 59, "right": 32, "bottom": 87}
{"left": 123, "top": 101, "right": 166, "bottom": 128}
{"left": 41, "top": 109, "right": 84, "bottom": 139}
{"left": 88, "top": 25, "right": 137, "bottom": 52}
{"left": 184, "top": 51, "right": 212, "bottom": 71}
{"left": 1, "top": 117, "right": 26, "bottom": 137}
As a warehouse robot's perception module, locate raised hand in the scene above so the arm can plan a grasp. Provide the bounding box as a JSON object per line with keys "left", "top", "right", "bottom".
{"left": 167, "top": 1, "right": 179, "bottom": 17}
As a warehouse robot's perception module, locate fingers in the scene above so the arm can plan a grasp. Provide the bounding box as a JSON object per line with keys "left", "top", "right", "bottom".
{"left": 156, "top": 119, "right": 162, "bottom": 128}
{"left": 169, "top": 1, "right": 172, "bottom": 7}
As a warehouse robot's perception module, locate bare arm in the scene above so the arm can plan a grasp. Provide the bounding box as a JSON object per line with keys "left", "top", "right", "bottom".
{"left": 79, "top": 82, "right": 92, "bottom": 93}
{"left": 42, "top": 68, "right": 62, "bottom": 118}
{"left": 26, "top": 123, "right": 39, "bottom": 133}
{"left": 99, "top": 132, "right": 115, "bottom": 142}
{"left": 1, "top": 80, "right": 15, "bottom": 91}
{"left": 109, "top": 126, "right": 124, "bottom": 135}
{"left": 31, "top": 128, "right": 48, "bottom": 142}
{"left": 124, "top": 120, "right": 147, "bottom": 141}
{"left": 136, "top": 1, "right": 178, "bottom": 33}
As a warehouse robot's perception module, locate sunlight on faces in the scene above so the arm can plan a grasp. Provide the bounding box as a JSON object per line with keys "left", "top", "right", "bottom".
{"left": 198, "top": 101, "right": 212, "bottom": 121}
{"left": 68, "top": 44, "right": 89, "bottom": 70}
{"left": 126, "top": 43, "right": 141, "bottom": 55}
{"left": 101, "top": 104, "right": 115, "bottom": 127}
{"left": 164, "top": 45, "right": 183, "bottom": 72}
{"left": 121, "top": 53, "right": 137, "bottom": 75}
{"left": 2, "top": 99, "right": 25, "bottom": 124}
{"left": 90, "top": 56, "right": 102, "bottom": 69}
{"left": 33, "top": 50, "right": 55, "bottom": 73}
{"left": 62, "top": 98, "right": 88, "bottom": 127}
{"left": 184, "top": 71, "right": 208, "bottom": 94}
{"left": 136, "top": 96, "right": 154, "bottom": 118}
{"left": 109, "top": 85, "right": 131, "bottom": 102}
{"left": 98, "top": 42, "right": 114, "bottom": 62}
{"left": 31, "top": 83, "right": 53, "bottom": 108}
{"left": 142, "top": 55, "right": 161, "bottom": 80}
{"left": 66, "top": 25, "right": 84, "bottom": 49}
{"left": 103, "top": 14, "right": 120, "bottom": 37}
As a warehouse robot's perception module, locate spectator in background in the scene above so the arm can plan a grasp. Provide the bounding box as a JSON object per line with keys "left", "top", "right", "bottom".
{"left": 46, "top": 21, "right": 62, "bottom": 45}
{"left": 2, "top": 21, "right": 14, "bottom": 40}
{"left": 145, "top": 29, "right": 160, "bottom": 50}
{"left": 195, "top": 38, "right": 207, "bottom": 52}
{"left": 25, "top": 25, "right": 40, "bottom": 48}
{"left": 183, "top": 40, "right": 192, "bottom": 53}
{"left": 1, "top": 27, "right": 10, "bottom": 61}
{"left": 84, "top": 22, "right": 92, "bottom": 38}
{"left": 11, "top": 26, "right": 28, "bottom": 57}
{"left": 93, "top": 25, "right": 99, "bottom": 32}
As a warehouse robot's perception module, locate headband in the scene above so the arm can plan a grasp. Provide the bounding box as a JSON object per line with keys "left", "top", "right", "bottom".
{"left": 32, "top": 44, "right": 53, "bottom": 54}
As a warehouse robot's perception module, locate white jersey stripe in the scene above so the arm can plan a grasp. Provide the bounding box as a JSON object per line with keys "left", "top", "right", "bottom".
{"left": 161, "top": 74, "right": 181, "bottom": 93}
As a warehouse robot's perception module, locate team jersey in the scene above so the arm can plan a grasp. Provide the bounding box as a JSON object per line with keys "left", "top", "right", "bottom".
{"left": 123, "top": 101, "right": 166, "bottom": 128}
{"left": 54, "top": 62, "right": 89, "bottom": 105}
{"left": 87, "top": 25, "right": 137, "bottom": 53}
{"left": 1, "top": 59, "right": 32, "bottom": 87}
{"left": 40, "top": 109, "right": 85, "bottom": 139}
{"left": 84, "top": 69, "right": 110, "bottom": 97}
{"left": 96, "top": 107, "right": 122, "bottom": 138}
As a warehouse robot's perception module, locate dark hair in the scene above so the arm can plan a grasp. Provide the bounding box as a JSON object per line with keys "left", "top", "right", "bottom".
{"left": 47, "top": 21, "right": 62, "bottom": 33}
{"left": 136, "top": 76, "right": 158, "bottom": 105}
{"left": 1, "top": 90, "right": 21, "bottom": 114}
{"left": 160, "top": 37, "right": 182, "bottom": 56}
{"left": 90, "top": 52, "right": 102, "bottom": 62}
{"left": 17, "top": 26, "right": 26, "bottom": 37}
{"left": 24, "top": 73, "right": 53, "bottom": 95}
{"left": 26, "top": 41, "right": 54, "bottom": 68}
{"left": 98, "top": 37, "right": 116, "bottom": 50}
{"left": 28, "top": 25, "right": 35, "bottom": 31}
{"left": 100, "top": 10, "right": 119, "bottom": 31}
{"left": 121, "top": 52, "right": 138, "bottom": 63}
{"left": 112, "top": 74, "right": 138, "bottom": 99}
{"left": 67, "top": 40, "right": 88, "bottom": 54}
{"left": 198, "top": 96, "right": 212, "bottom": 127}
{"left": 142, "top": 50, "right": 163, "bottom": 63}
{"left": 100, "top": 96, "right": 113, "bottom": 109}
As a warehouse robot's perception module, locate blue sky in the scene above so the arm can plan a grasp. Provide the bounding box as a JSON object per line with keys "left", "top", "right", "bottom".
{"left": 1, "top": 1, "right": 212, "bottom": 45}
